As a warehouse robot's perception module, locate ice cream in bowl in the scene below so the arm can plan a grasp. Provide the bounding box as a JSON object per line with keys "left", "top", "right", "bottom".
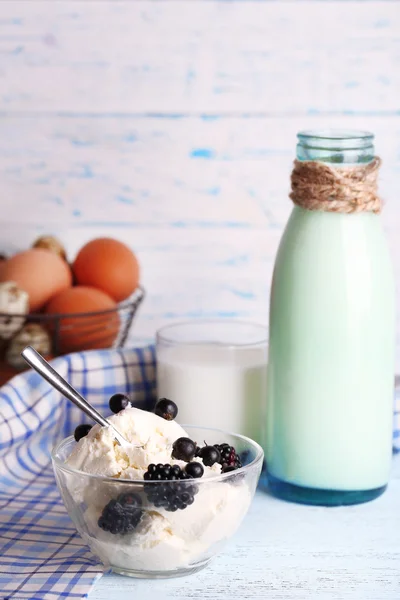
{"left": 51, "top": 397, "right": 264, "bottom": 578}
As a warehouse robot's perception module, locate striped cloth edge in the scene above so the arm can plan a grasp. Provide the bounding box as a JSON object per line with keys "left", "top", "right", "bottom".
{"left": 0, "top": 345, "right": 156, "bottom": 600}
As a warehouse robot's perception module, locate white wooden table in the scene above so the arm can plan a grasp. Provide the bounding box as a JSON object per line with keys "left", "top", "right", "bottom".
{"left": 91, "top": 455, "right": 400, "bottom": 600}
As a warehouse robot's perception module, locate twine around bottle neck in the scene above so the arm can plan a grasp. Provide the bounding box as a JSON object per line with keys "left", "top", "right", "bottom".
{"left": 290, "top": 157, "right": 382, "bottom": 214}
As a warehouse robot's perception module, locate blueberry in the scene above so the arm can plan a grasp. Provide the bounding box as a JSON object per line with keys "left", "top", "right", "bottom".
{"left": 109, "top": 393, "right": 131, "bottom": 414}
{"left": 171, "top": 437, "right": 197, "bottom": 462}
{"left": 185, "top": 461, "right": 204, "bottom": 478}
{"left": 198, "top": 445, "right": 221, "bottom": 467}
{"left": 155, "top": 398, "right": 178, "bottom": 421}
{"left": 74, "top": 424, "right": 92, "bottom": 442}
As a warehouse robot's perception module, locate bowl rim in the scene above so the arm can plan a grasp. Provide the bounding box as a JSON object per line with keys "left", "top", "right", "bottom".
{"left": 51, "top": 424, "right": 264, "bottom": 485}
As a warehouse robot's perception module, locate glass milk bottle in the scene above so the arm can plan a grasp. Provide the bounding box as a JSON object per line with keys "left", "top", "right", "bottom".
{"left": 266, "top": 130, "right": 395, "bottom": 505}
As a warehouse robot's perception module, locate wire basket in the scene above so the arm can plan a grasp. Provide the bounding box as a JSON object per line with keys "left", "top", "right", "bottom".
{"left": 0, "top": 286, "right": 145, "bottom": 380}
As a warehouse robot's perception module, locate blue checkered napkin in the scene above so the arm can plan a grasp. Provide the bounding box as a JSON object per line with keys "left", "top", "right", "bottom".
{"left": 0, "top": 345, "right": 156, "bottom": 600}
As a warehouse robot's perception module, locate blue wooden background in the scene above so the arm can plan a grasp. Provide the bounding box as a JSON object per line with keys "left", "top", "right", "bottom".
{"left": 1, "top": 0, "right": 400, "bottom": 360}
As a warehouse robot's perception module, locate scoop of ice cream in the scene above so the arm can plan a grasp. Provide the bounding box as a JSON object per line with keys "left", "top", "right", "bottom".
{"left": 66, "top": 406, "right": 189, "bottom": 477}
{"left": 83, "top": 479, "right": 250, "bottom": 572}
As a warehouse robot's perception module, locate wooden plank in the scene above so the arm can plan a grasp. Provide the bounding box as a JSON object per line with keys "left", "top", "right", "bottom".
{"left": 0, "top": 223, "right": 275, "bottom": 344}
{"left": 1, "top": 115, "right": 399, "bottom": 229}
{"left": 0, "top": 1, "right": 399, "bottom": 113}
{"left": 91, "top": 457, "right": 400, "bottom": 600}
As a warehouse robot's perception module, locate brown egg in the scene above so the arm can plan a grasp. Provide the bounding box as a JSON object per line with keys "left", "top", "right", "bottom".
{"left": 0, "top": 256, "right": 6, "bottom": 279}
{"left": 33, "top": 235, "right": 67, "bottom": 261}
{"left": 0, "top": 249, "right": 72, "bottom": 312}
{"left": 45, "top": 286, "right": 120, "bottom": 353}
{"left": 73, "top": 238, "right": 140, "bottom": 303}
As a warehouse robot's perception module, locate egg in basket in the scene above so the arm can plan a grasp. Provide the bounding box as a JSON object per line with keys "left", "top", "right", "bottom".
{"left": 0, "top": 236, "right": 144, "bottom": 384}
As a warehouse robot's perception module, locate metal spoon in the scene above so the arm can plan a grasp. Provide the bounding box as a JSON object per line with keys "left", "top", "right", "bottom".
{"left": 21, "top": 346, "right": 130, "bottom": 447}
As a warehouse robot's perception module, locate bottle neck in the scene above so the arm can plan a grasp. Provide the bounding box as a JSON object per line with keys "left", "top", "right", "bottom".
{"left": 296, "top": 130, "right": 375, "bottom": 165}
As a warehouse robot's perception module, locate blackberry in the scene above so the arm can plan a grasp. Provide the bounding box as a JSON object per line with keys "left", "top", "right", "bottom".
{"left": 214, "top": 443, "right": 242, "bottom": 472}
{"left": 154, "top": 398, "right": 178, "bottom": 421}
{"left": 143, "top": 463, "right": 199, "bottom": 511}
{"left": 74, "top": 424, "right": 92, "bottom": 442}
{"left": 109, "top": 393, "right": 131, "bottom": 414}
{"left": 171, "top": 437, "right": 197, "bottom": 462}
{"left": 223, "top": 466, "right": 237, "bottom": 473}
{"left": 98, "top": 492, "right": 142, "bottom": 535}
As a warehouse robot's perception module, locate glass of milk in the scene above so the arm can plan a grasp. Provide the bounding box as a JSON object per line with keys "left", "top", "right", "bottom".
{"left": 156, "top": 320, "right": 268, "bottom": 445}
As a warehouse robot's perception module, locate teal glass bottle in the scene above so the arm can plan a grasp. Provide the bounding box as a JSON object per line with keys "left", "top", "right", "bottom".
{"left": 265, "top": 130, "right": 395, "bottom": 506}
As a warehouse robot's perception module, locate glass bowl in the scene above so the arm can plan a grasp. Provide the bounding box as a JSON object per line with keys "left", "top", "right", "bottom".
{"left": 52, "top": 425, "right": 263, "bottom": 579}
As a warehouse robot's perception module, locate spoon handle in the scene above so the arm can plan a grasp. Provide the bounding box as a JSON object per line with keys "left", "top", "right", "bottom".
{"left": 21, "top": 346, "right": 127, "bottom": 446}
